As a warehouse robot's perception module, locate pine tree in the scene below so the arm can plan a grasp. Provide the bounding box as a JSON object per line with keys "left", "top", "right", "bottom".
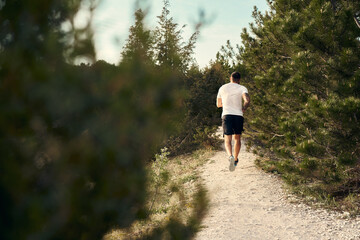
{"left": 237, "top": 0, "right": 360, "bottom": 198}
{"left": 121, "top": 8, "right": 153, "bottom": 64}
{"left": 153, "top": 0, "right": 199, "bottom": 72}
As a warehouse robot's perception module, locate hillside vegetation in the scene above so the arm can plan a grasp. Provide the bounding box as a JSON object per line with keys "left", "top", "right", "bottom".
{"left": 0, "top": 0, "right": 219, "bottom": 239}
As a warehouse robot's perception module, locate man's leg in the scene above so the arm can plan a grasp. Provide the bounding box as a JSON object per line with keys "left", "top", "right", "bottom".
{"left": 224, "top": 134, "right": 233, "bottom": 157}
{"left": 233, "top": 134, "right": 241, "bottom": 161}
{"left": 225, "top": 134, "right": 236, "bottom": 171}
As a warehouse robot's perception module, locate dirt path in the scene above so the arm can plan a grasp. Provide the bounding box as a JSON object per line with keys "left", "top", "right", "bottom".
{"left": 195, "top": 129, "right": 360, "bottom": 240}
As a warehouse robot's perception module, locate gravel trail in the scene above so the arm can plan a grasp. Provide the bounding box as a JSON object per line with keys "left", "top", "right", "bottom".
{"left": 195, "top": 129, "right": 360, "bottom": 240}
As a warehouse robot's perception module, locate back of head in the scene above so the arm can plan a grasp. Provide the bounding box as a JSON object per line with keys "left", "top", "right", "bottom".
{"left": 231, "top": 72, "right": 241, "bottom": 83}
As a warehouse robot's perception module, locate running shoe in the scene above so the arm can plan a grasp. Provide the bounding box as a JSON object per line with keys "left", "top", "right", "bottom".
{"left": 234, "top": 159, "right": 239, "bottom": 167}
{"left": 229, "top": 155, "right": 235, "bottom": 171}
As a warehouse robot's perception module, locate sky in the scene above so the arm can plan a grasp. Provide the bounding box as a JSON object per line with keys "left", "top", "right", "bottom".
{"left": 90, "top": 0, "right": 269, "bottom": 67}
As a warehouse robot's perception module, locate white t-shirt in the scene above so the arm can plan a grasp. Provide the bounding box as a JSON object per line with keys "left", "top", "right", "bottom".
{"left": 217, "top": 83, "right": 248, "bottom": 118}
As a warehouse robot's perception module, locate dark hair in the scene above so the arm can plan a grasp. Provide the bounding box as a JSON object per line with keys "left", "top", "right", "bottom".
{"left": 231, "top": 72, "right": 241, "bottom": 82}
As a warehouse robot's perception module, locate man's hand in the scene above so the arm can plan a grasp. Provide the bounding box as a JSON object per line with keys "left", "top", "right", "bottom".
{"left": 242, "top": 93, "right": 250, "bottom": 112}
{"left": 217, "top": 98, "right": 223, "bottom": 108}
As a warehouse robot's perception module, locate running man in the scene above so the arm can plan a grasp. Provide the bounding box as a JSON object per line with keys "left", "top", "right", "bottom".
{"left": 216, "top": 72, "right": 250, "bottom": 171}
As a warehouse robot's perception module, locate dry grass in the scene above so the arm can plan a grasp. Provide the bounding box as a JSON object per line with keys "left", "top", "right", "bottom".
{"left": 104, "top": 148, "right": 215, "bottom": 240}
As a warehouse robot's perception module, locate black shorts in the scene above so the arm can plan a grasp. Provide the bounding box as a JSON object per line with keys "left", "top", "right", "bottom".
{"left": 222, "top": 115, "right": 244, "bottom": 135}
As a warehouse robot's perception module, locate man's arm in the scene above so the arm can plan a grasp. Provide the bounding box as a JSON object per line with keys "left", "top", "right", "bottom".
{"left": 217, "top": 98, "right": 223, "bottom": 108}
{"left": 242, "top": 93, "right": 250, "bottom": 111}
